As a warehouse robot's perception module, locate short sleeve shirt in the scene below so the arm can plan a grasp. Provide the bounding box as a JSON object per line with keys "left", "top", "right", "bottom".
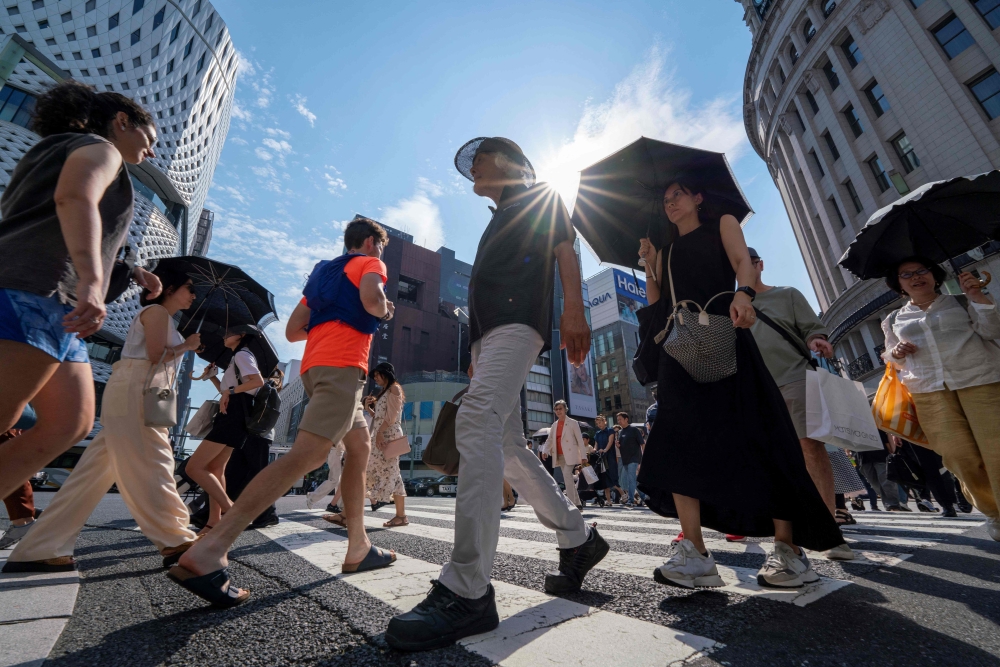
{"left": 617, "top": 426, "right": 644, "bottom": 465}
{"left": 301, "top": 255, "right": 387, "bottom": 374}
{"left": 222, "top": 349, "right": 261, "bottom": 396}
{"left": 468, "top": 183, "right": 575, "bottom": 351}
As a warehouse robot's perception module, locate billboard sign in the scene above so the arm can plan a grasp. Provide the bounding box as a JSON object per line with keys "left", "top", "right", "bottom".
{"left": 564, "top": 349, "right": 597, "bottom": 419}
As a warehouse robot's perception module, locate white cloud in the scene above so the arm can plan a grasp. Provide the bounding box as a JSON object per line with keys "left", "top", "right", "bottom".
{"left": 231, "top": 103, "right": 252, "bottom": 124}
{"left": 230, "top": 136, "right": 248, "bottom": 145}
{"left": 265, "top": 128, "right": 291, "bottom": 139}
{"left": 293, "top": 94, "right": 317, "bottom": 127}
{"left": 236, "top": 51, "right": 257, "bottom": 77}
{"left": 323, "top": 173, "right": 347, "bottom": 194}
{"left": 381, "top": 177, "right": 446, "bottom": 249}
{"left": 217, "top": 184, "right": 250, "bottom": 205}
{"left": 262, "top": 138, "right": 293, "bottom": 155}
{"left": 255, "top": 147, "right": 273, "bottom": 161}
{"left": 536, "top": 46, "right": 749, "bottom": 212}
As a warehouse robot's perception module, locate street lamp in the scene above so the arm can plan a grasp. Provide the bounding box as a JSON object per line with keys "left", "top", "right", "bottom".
{"left": 454, "top": 307, "right": 469, "bottom": 376}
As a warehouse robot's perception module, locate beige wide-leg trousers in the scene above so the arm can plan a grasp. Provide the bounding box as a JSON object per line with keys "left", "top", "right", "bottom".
{"left": 9, "top": 359, "right": 197, "bottom": 562}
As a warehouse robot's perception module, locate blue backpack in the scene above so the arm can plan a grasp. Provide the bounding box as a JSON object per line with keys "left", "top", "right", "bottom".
{"left": 303, "top": 253, "right": 381, "bottom": 334}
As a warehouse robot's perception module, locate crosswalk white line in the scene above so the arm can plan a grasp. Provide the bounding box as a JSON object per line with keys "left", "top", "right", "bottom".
{"left": 258, "top": 518, "right": 721, "bottom": 667}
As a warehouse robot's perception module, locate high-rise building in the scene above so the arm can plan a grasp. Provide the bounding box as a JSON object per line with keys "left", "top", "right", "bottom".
{"left": 585, "top": 267, "right": 654, "bottom": 421}
{"left": 0, "top": 0, "right": 237, "bottom": 426}
{"left": 736, "top": 0, "right": 1000, "bottom": 390}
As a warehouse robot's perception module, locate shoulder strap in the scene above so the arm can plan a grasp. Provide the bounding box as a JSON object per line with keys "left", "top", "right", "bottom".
{"left": 753, "top": 307, "right": 818, "bottom": 368}
{"left": 233, "top": 354, "right": 243, "bottom": 386}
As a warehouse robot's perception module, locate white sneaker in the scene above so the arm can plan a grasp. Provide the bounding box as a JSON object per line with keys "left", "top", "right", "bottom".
{"left": 757, "top": 542, "right": 820, "bottom": 588}
{"left": 823, "top": 542, "right": 855, "bottom": 561}
{"left": 0, "top": 520, "right": 34, "bottom": 550}
{"left": 653, "top": 539, "right": 724, "bottom": 589}
{"left": 987, "top": 517, "right": 1000, "bottom": 542}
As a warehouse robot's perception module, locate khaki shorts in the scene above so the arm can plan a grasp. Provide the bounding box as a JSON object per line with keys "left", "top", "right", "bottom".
{"left": 779, "top": 378, "right": 808, "bottom": 440}
{"left": 298, "top": 366, "right": 368, "bottom": 443}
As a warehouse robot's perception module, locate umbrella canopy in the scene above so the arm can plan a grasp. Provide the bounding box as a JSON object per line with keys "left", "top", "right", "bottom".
{"left": 155, "top": 256, "right": 278, "bottom": 335}
{"left": 196, "top": 322, "right": 280, "bottom": 379}
{"left": 839, "top": 171, "right": 1000, "bottom": 280}
{"left": 571, "top": 137, "right": 753, "bottom": 269}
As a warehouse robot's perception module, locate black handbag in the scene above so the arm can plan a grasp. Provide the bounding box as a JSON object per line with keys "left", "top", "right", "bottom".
{"left": 104, "top": 246, "right": 137, "bottom": 304}
{"left": 234, "top": 364, "right": 282, "bottom": 437}
{"left": 422, "top": 388, "right": 467, "bottom": 475}
{"left": 886, "top": 446, "right": 926, "bottom": 489}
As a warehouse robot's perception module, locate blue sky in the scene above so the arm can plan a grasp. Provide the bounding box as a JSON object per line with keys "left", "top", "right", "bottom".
{"left": 188, "top": 0, "right": 815, "bottom": 399}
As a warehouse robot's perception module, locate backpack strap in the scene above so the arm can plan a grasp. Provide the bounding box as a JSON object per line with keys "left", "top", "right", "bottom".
{"left": 753, "top": 307, "right": 818, "bottom": 369}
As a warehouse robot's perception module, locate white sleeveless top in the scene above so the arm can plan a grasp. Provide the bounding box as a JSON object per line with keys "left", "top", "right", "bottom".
{"left": 122, "top": 305, "right": 185, "bottom": 368}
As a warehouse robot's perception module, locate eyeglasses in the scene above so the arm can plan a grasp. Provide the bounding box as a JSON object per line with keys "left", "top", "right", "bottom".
{"left": 898, "top": 268, "right": 931, "bottom": 279}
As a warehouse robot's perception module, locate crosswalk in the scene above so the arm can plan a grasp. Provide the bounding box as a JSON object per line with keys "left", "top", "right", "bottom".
{"left": 258, "top": 497, "right": 986, "bottom": 666}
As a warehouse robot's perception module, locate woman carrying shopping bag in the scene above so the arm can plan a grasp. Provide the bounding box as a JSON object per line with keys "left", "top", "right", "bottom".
{"left": 4, "top": 264, "right": 201, "bottom": 572}
{"left": 881, "top": 257, "right": 1000, "bottom": 541}
{"left": 187, "top": 327, "right": 265, "bottom": 534}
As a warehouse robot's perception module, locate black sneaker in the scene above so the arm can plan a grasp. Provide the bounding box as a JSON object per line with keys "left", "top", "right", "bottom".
{"left": 248, "top": 510, "right": 280, "bottom": 529}
{"left": 544, "top": 526, "right": 610, "bottom": 594}
{"left": 941, "top": 505, "right": 958, "bottom": 518}
{"left": 385, "top": 580, "right": 499, "bottom": 652}
{"left": 957, "top": 500, "right": 974, "bottom": 514}
{"left": 325, "top": 502, "right": 339, "bottom": 513}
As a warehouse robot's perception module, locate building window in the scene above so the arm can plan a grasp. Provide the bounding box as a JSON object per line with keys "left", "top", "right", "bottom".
{"left": 822, "top": 61, "right": 840, "bottom": 89}
{"left": 845, "top": 179, "right": 864, "bottom": 213}
{"left": 604, "top": 397, "right": 612, "bottom": 410}
{"left": 109, "top": 12, "right": 119, "bottom": 29}
{"left": 14, "top": 24, "right": 25, "bottom": 32}
{"left": 184, "top": 37, "right": 193, "bottom": 58}
{"left": 803, "top": 19, "right": 816, "bottom": 43}
{"left": 932, "top": 15, "right": 975, "bottom": 59}
{"left": 613, "top": 394, "right": 622, "bottom": 409}
{"left": 152, "top": 70, "right": 159, "bottom": 82}
{"left": 115, "top": 63, "right": 124, "bottom": 73}
{"left": 841, "top": 36, "right": 863, "bottom": 68}
{"left": 910, "top": 0, "right": 926, "bottom": 6}
{"left": 32, "top": 0, "right": 43, "bottom": 8}
{"left": 844, "top": 104, "right": 864, "bottom": 137}
{"left": 610, "top": 357, "right": 618, "bottom": 371}
{"left": 970, "top": 69, "right": 1000, "bottom": 119}
{"left": 602, "top": 378, "right": 610, "bottom": 391}
{"left": 167, "top": 58, "right": 174, "bottom": 74}
{"left": 397, "top": 277, "right": 420, "bottom": 305}
{"left": 892, "top": 134, "right": 920, "bottom": 173}
{"left": 830, "top": 197, "right": 846, "bottom": 227}
{"left": 973, "top": 0, "right": 1000, "bottom": 29}
{"left": 805, "top": 90, "right": 820, "bottom": 114}
{"left": 822, "top": 0, "right": 837, "bottom": 17}
{"left": 865, "top": 81, "right": 890, "bottom": 116}
{"left": 192, "top": 0, "right": 202, "bottom": 16}
{"left": 809, "top": 149, "right": 825, "bottom": 177}
{"left": 86, "top": 0, "right": 96, "bottom": 10}
{"left": 822, "top": 131, "right": 840, "bottom": 160}
{"left": 789, "top": 43, "right": 799, "bottom": 64}
{"left": 170, "top": 22, "right": 180, "bottom": 43}
{"left": 153, "top": 7, "right": 165, "bottom": 30}
{"left": 181, "top": 74, "right": 188, "bottom": 88}
{"left": 72, "top": 51, "right": 82, "bottom": 60}
{"left": 87, "top": 25, "right": 97, "bottom": 37}
{"left": 38, "top": 19, "right": 49, "bottom": 29}
{"left": 111, "top": 41, "right": 120, "bottom": 53}
{"left": 131, "top": 28, "right": 141, "bottom": 45}
{"left": 92, "top": 48, "right": 101, "bottom": 58}
{"left": 605, "top": 331, "right": 614, "bottom": 352}
{"left": 151, "top": 44, "right": 159, "bottom": 58}
{"left": 600, "top": 361, "right": 608, "bottom": 375}
{"left": 869, "top": 156, "right": 891, "bottom": 193}
{"left": 133, "top": 56, "right": 141, "bottom": 67}
{"left": 206, "top": 13, "right": 214, "bottom": 30}
{"left": 6, "top": 5, "right": 18, "bottom": 15}
{"left": 595, "top": 333, "right": 606, "bottom": 357}
{"left": 196, "top": 53, "right": 205, "bottom": 73}
{"left": 133, "top": 0, "right": 145, "bottom": 13}
{"left": 0, "top": 85, "right": 38, "bottom": 129}
{"left": 46, "top": 37, "right": 56, "bottom": 46}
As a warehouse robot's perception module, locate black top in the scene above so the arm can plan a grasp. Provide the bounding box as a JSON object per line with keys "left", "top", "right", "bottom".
{"left": 663, "top": 220, "right": 735, "bottom": 317}
{"left": 617, "top": 425, "right": 645, "bottom": 465}
{"left": 0, "top": 133, "right": 134, "bottom": 301}
{"left": 468, "top": 183, "right": 575, "bottom": 351}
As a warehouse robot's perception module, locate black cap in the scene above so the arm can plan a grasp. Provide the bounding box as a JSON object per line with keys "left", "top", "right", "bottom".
{"left": 747, "top": 247, "right": 760, "bottom": 260}
{"left": 454, "top": 137, "right": 535, "bottom": 187}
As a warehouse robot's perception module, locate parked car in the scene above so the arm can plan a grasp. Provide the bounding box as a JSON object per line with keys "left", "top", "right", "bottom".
{"left": 411, "top": 475, "right": 458, "bottom": 497}
{"left": 28, "top": 470, "right": 49, "bottom": 490}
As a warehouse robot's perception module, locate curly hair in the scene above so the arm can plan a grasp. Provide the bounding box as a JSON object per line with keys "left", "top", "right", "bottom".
{"left": 884, "top": 256, "right": 947, "bottom": 296}
{"left": 31, "top": 80, "right": 153, "bottom": 138}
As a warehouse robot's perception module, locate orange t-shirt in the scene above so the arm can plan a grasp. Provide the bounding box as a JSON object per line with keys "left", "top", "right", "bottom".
{"left": 300, "top": 255, "right": 387, "bottom": 375}
{"left": 556, "top": 420, "right": 564, "bottom": 457}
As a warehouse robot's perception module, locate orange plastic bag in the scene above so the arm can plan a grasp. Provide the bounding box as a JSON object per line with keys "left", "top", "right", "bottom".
{"left": 872, "top": 363, "right": 928, "bottom": 445}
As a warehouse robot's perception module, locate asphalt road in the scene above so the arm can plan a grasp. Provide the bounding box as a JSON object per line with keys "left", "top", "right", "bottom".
{"left": 3, "top": 493, "right": 999, "bottom": 667}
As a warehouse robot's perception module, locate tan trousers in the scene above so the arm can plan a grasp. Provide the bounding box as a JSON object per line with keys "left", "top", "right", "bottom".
{"left": 9, "top": 359, "right": 197, "bottom": 562}
{"left": 911, "top": 382, "right": 1000, "bottom": 519}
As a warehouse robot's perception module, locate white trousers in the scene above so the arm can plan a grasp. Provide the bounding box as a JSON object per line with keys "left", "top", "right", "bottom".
{"left": 10, "top": 359, "right": 197, "bottom": 562}
{"left": 438, "top": 324, "right": 588, "bottom": 599}
{"left": 307, "top": 442, "right": 345, "bottom": 507}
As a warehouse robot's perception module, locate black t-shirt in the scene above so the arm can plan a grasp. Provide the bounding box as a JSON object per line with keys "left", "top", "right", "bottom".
{"left": 468, "top": 183, "right": 575, "bottom": 351}
{"left": 617, "top": 426, "right": 645, "bottom": 465}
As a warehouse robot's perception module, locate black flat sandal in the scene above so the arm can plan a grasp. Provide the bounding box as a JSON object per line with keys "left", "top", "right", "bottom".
{"left": 167, "top": 565, "right": 250, "bottom": 608}
{"left": 342, "top": 544, "right": 395, "bottom": 573}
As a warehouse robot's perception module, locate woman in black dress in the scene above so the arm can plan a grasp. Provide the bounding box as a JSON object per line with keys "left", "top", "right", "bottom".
{"left": 636, "top": 177, "right": 843, "bottom": 590}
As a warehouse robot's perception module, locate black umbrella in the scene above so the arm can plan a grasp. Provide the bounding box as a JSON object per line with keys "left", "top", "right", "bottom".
{"left": 570, "top": 137, "right": 753, "bottom": 269}
{"left": 839, "top": 171, "right": 1000, "bottom": 280}
{"left": 195, "top": 322, "right": 280, "bottom": 379}
{"left": 155, "top": 256, "right": 278, "bottom": 334}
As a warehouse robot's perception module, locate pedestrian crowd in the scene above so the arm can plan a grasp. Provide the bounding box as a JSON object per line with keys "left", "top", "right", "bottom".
{"left": 0, "top": 80, "right": 997, "bottom": 653}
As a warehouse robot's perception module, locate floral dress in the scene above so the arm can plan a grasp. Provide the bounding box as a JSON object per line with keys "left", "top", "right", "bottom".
{"left": 366, "top": 386, "right": 406, "bottom": 503}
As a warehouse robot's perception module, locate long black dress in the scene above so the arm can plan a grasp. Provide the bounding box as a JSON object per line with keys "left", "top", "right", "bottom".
{"left": 636, "top": 219, "right": 843, "bottom": 552}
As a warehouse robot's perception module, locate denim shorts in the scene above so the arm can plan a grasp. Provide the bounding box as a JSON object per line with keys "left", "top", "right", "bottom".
{"left": 0, "top": 288, "right": 90, "bottom": 363}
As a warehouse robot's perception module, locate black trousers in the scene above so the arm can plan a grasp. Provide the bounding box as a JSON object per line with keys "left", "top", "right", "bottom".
{"left": 191, "top": 434, "right": 275, "bottom": 527}
{"left": 908, "top": 443, "right": 957, "bottom": 508}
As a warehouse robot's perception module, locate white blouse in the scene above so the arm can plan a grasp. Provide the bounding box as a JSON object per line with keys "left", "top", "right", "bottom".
{"left": 881, "top": 294, "right": 1000, "bottom": 393}
{"left": 121, "top": 305, "right": 185, "bottom": 370}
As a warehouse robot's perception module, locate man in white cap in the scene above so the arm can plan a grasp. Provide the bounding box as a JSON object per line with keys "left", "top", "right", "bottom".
{"left": 385, "top": 137, "right": 609, "bottom": 651}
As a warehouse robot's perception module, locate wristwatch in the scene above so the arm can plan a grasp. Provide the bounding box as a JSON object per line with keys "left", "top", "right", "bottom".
{"left": 736, "top": 286, "right": 757, "bottom": 301}
{"left": 227, "top": 387, "right": 235, "bottom": 396}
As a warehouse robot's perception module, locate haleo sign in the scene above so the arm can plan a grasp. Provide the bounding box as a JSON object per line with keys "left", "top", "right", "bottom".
{"left": 613, "top": 269, "right": 647, "bottom": 304}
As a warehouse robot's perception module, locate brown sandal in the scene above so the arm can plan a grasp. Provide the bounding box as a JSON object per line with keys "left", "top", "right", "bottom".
{"left": 383, "top": 515, "right": 409, "bottom": 528}
{"left": 322, "top": 513, "right": 347, "bottom": 528}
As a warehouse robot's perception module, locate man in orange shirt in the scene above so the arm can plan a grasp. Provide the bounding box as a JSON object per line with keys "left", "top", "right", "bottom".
{"left": 168, "top": 217, "right": 396, "bottom": 607}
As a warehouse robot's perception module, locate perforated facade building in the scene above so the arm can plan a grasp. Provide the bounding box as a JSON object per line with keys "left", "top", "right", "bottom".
{"left": 737, "top": 0, "right": 1000, "bottom": 389}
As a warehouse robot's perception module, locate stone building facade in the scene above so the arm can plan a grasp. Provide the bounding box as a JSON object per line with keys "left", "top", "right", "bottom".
{"left": 736, "top": 0, "right": 1000, "bottom": 389}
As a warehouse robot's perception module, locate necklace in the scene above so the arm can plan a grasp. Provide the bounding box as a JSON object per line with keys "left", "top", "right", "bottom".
{"left": 910, "top": 296, "right": 937, "bottom": 308}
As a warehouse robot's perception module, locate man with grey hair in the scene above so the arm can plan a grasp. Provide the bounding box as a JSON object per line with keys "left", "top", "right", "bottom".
{"left": 385, "top": 137, "right": 609, "bottom": 651}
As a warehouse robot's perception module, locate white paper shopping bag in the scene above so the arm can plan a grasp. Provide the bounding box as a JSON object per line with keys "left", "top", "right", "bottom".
{"left": 805, "top": 368, "right": 882, "bottom": 452}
